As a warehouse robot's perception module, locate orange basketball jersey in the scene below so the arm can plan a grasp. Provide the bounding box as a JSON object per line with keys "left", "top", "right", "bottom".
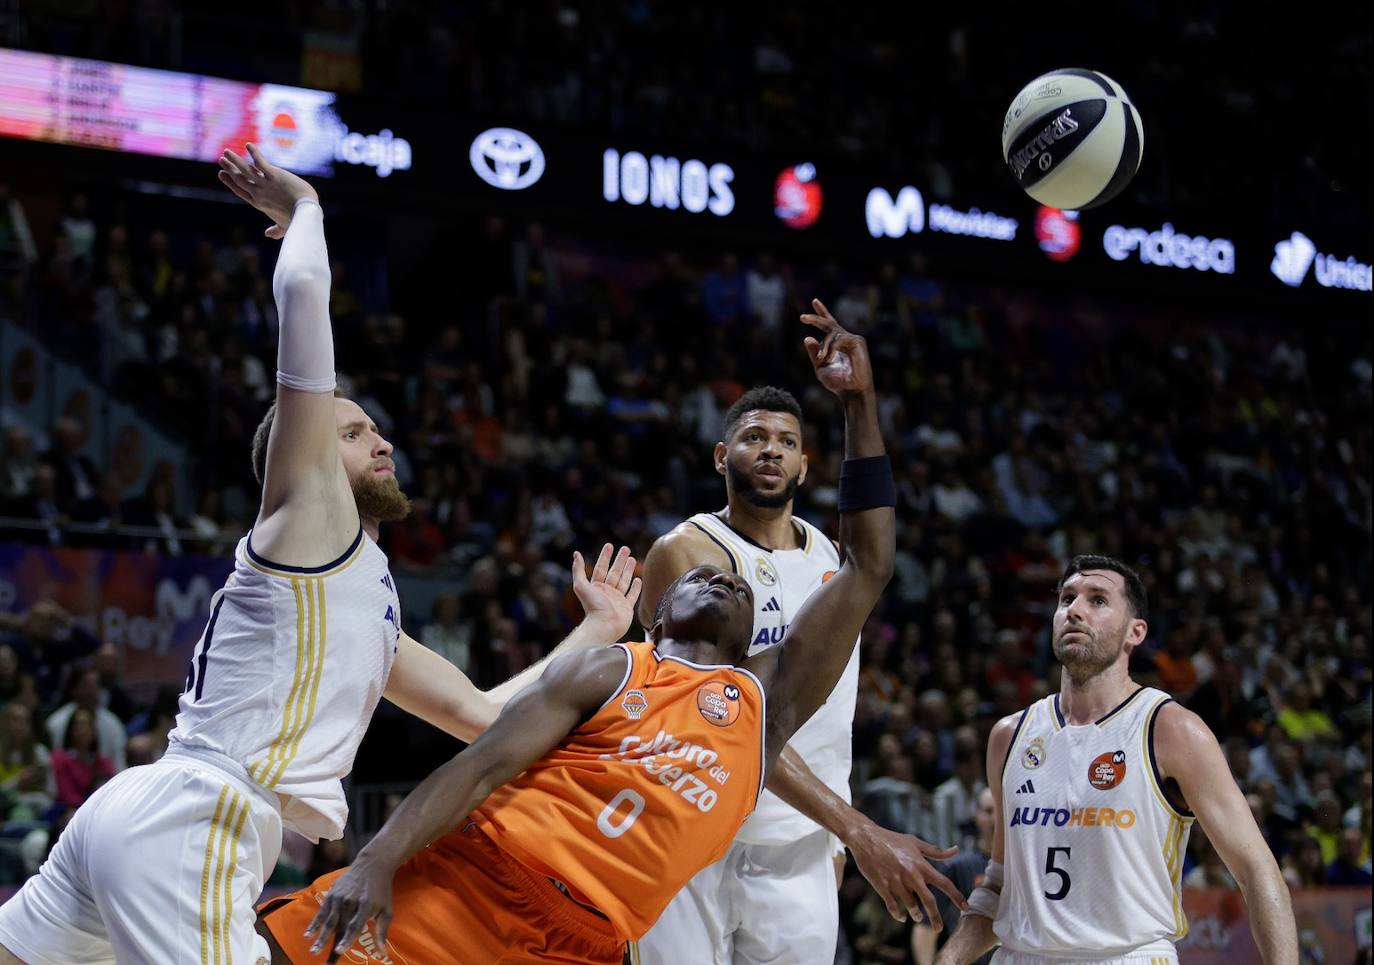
{"left": 474, "top": 641, "right": 766, "bottom": 941}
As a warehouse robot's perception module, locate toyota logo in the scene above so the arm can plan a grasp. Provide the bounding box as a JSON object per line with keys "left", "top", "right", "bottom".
{"left": 469, "top": 127, "right": 545, "bottom": 190}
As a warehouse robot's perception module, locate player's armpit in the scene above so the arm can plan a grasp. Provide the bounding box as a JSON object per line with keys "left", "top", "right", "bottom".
{"left": 637, "top": 525, "right": 728, "bottom": 628}
{"left": 983, "top": 713, "right": 1021, "bottom": 866}
{"left": 1154, "top": 704, "right": 1298, "bottom": 965}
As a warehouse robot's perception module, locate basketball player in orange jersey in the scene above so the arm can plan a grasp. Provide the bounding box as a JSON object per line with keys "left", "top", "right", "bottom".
{"left": 258, "top": 304, "right": 897, "bottom": 963}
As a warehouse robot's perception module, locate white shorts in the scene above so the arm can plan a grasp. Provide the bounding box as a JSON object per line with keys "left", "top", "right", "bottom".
{"left": 0, "top": 744, "right": 282, "bottom": 965}
{"left": 635, "top": 829, "right": 839, "bottom": 965}
{"left": 992, "top": 940, "right": 1178, "bottom": 965}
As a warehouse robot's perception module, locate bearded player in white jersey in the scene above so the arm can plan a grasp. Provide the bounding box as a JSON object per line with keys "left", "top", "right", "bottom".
{"left": 637, "top": 328, "right": 965, "bottom": 965}
{"left": 938, "top": 555, "right": 1296, "bottom": 965}
{"left": 0, "top": 147, "right": 641, "bottom": 965}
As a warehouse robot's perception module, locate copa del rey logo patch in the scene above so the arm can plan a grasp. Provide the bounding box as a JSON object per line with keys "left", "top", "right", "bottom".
{"left": 621, "top": 690, "right": 648, "bottom": 720}
{"left": 697, "top": 681, "right": 741, "bottom": 727}
{"left": 1088, "top": 750, "right": 1127, "bottom": 790}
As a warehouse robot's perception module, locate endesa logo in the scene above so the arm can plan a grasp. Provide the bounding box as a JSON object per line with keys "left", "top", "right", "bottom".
{"left": 865, "top": 186, "right": 1017, "bottom": 241}
{"left": 1271, "top": 231, "right": 1372, "bottom": 292}
{"left": 1103, "top": 221, "right": 1235, "bottom": 274}
{"left": 1034, "top": 206, "right": 1081, "bottom": 262}
{"left": 602, "top": 148, "right": 735, "bottom": 216}
{"left": 774, "top": 163, "right": 823, "bottom": 229}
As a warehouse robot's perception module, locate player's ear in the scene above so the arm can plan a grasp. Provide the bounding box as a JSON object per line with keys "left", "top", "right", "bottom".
{"left": 713, "top": 441, "right": 727, "bottom": 476}
{"left": 798, "top": 452, "right": 808, "bottom": 485}
{"left": 1125, "top": 618, "right": 1148, "bottom": 650}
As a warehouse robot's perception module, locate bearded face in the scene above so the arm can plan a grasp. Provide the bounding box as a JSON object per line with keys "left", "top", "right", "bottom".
{"left": 1051, "top": 570, "right": 1146, "bottom": 685}
{"left": 351, "top": 464, "right": 410, "bottom": 522}
{"left": 717, "top": 410, "right": 806, "bottom": 510}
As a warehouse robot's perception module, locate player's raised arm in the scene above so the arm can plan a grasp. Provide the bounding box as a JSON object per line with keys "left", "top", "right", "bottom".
{"left": 218, "top": 144, "right": 356, "bottom": 561}
{"left": 383, "top": 544, "right": 642, "bottom": 742}
{"left": 746, "top": 299, "right": 895, "bottom": 764}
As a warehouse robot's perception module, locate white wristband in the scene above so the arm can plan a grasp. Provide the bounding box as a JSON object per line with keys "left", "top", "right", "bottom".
{"left": 965, "top": 860, "right": 1003, "bottom": 920}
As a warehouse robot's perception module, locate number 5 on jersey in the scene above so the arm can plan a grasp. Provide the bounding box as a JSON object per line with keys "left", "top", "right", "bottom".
{"left": 1044, "top": 846, "right": 1071, "bottom": 900}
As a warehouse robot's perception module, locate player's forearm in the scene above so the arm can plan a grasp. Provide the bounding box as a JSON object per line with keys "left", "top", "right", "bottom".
{"left": 485, "top": 616, "right": 621, "bottom": 707}
{"left": 1236, "top": 859, "right": 1299, "bottom": 965}
{"left": 353, "top": 751, "right": 499, "bottom": 871}
{"left": 935, "top": 913, "right": 999, "bottom": 965}
{"left": 765, "top": 744, "right": 866, "bottom": 840}
{"left": 272, "top": 198, "right": 335, "bottom": 393}
{"left": 837, "top": 393, "right": 894, "bottom": 584}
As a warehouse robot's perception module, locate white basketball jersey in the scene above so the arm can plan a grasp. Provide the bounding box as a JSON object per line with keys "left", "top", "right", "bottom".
{"left": 996, "top": 687, "right": 1195, "bottom": 957}
{"left": 687, "top": 511, "right": 857, "bottom": 846}
{"left": 168, "top": 528, "right": 401, "bottom": 841}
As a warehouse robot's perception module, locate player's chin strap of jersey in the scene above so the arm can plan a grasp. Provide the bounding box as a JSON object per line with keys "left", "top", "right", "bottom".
{"left": 966, "top": 860, "right": 1004, "bottom": 920}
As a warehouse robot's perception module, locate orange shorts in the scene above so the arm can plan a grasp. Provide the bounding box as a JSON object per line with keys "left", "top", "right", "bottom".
{"left": 260, "top": 822, "right": 626, "bottom": 964}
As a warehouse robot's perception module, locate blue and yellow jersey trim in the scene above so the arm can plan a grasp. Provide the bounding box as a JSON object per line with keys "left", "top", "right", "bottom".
{"left": 688, "top": 517, "right": 746, "bottom": 575}
{"left": 242, "top": 526, "right": 366, "bottom": 578}
{"left": 200, "top": 783, "right": 250, "bottom": 965}
{"left": 248, "top": 575, "right": 329, "bottom": 788}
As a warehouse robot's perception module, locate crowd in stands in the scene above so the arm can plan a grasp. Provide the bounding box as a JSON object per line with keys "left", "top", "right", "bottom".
{"left": 0, "top": 177, "right": 1370, "bottom": 962}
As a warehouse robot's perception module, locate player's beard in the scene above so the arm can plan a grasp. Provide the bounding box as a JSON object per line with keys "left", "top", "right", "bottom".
{"left": 727, "top": 460, "right": 799, "bottom": 509}
{"left": 1052, "top": 622, "right": 1128, "bottom": 685}
{"left": 353, "top": 472, "right": 411, "bottom": 523}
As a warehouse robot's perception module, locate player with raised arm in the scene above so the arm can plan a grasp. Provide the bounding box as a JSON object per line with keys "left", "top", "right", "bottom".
{"left": 637, "top": 361, "right": 964, "bottom": 965}
{"left": 0, "top": 147, "right": 641, "bottom": 965}
{"left": 936, "top": 556, "right": 1297, "bottom": 965}
{"left": 258, "top": 305, "right": 897, "bottom": 964}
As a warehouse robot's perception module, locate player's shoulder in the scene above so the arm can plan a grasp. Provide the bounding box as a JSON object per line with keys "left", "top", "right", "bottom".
{"left": 541, "top": 642, "right": 633, "bottom": 707}
{"left": 648, "top": 519, "right": 730, "bottom": 566}
{"left": 1151, "top": 698, "right": 1217, "bottom": 750}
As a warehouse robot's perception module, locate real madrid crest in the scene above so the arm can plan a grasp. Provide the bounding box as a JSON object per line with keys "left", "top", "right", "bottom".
{"left": 755, "top": 556, "right": 778, "bottom": 587}
{"left": 1021, "top": 736, "right": 1046, "bottom": 770}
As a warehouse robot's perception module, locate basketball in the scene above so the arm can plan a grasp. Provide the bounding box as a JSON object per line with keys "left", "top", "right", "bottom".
{"left": 1001, "top": 68, "right": 1145, "bottom": 210}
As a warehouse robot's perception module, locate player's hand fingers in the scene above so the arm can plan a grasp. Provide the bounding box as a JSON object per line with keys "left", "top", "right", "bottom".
{"left": 606, "top": 545, "right": 632, "bottom": 588}
{"left": 591, "top": 542, "right": 614, "bottom": 584}
{"left": 803, "top": 336, "right": 823, "bottom": 367}
{"left": 335, "top": 905, "right": 373, "bottom": 958}
{"left": 907, "top": 880, "right": 940, "bottom": 932}
{"left": 221, "top": 149, "right": 257, "bottom": 183}
{"left": 924, "top": 866, "right": 968, "bottom": 911}
{"left": 919, "top": 842, "right": 959, "bottom": 860}
{"left": 626, "top": 577, "right": 643, "bottom": 607}
{"left": 245, "top": 142, "right": 274, "bottom": 179}
{"left": 217, "top": 170, "right": 255, "bottom": 206}
{"left": 306, "top": 897, "right": 342, "bottom": 949}
{"left": 812, "top": 297, "right": 837, "bottom": 321}
{"left": 265, "top": 224, "right": 286, "bottom": 240}
{"left": 875, "top": 882, "right": 905, "bottom": 922}
{"left": 375, "top": 909, "right": 393, "bottom": 955}
{"left": 570, "top": 550, "right": 587, "bottom": 586}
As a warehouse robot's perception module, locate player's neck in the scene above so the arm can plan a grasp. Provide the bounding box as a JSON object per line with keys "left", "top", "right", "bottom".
{"left": 654, "top": 636, "right": 734, "bottom": 667}
{"left": 720, "top": 501, "right": 799, "bottom": 551}
{"left": 361, "top": 517, "right": 380, "bottom": 542}
{"left": 1056, "top": 665, "right": 1137, "bottom": 726}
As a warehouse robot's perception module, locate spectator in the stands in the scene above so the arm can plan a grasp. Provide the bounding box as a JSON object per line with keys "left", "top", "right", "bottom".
{"left": 3, "top": 600, "right": 99, "bottom": 704}
{"left": 42, "top": 416, "right": 99, "bottom": 514}
{"left": 50, "top": 706, "right": 114, "bottom": 811}
{"left": 92, "top": 644, "right": 135, "bottom": 724}
{"left": 0, "top": 425, "right": 41, "bottom": 513}
{"left": 0, "top": 701, "right": 53, "bottom": 821}
{"left": 45, "top": 667, "right": 127, "bottom": 771}
{"left": 1326, "top": 828, "right": 1373, "bottom": 886}
{"left": 419, "top": 592, "right": 474, "bottom": 674}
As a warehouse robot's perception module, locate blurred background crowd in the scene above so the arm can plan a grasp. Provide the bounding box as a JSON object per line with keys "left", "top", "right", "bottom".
{"left": 1, "top": 176, "right": 1369, "bottom": 959}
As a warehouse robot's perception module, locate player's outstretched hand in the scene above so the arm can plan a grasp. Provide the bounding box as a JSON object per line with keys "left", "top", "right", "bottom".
{"left": 572, "top": 543, "right": 643, "bottom": 639}
{"left": 304, "top": 859, "right": 394, "bottom": 963}
{"left": 800, "top": 298, "right": 875, "bottom": 398}
{"left": 847, "top": 821, "right": 966, "bottom": 929}
{"left": 217, "top": 142, "right": 320, "bottom": 240}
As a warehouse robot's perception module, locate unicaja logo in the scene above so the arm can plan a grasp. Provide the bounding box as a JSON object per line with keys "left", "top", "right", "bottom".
{"left": 1271, "top": 231, "right": 1372, "bottom": 292}
{"left": 469, "top": 127, "right": 545, "bottom": 190}
{"left": 1271, "top": 232, "right": 1317, "bottom": 287}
